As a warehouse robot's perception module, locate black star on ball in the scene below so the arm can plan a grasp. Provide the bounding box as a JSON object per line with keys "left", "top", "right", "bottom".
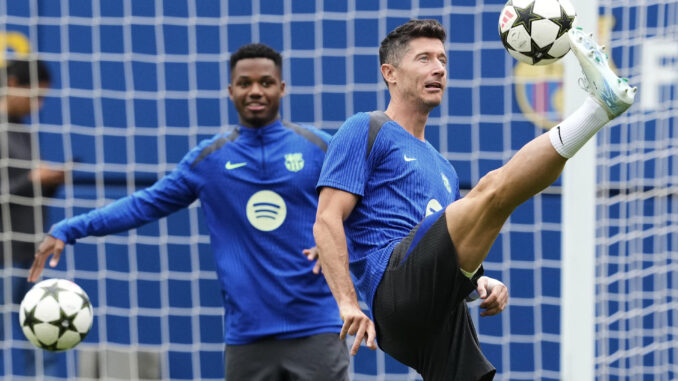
{"left": 22, "top": 305, "right": 43, "bottom": 334}
{"left": 76, "top": 291, "right": 91, "bottom": 310}
{"left": 53, "top": 308, "right": 79, "bottom": 338}
{"left": 550, "top": 5, "right": 576, "bottom": 39}
{"left": 529, "top": 40, "right": 556, "bottom": 64}
{"left": 40, "top": 282, "right": 68, "bottom": 302}
{"left": 512, "top": 1, "right": 544, "bottom": 35}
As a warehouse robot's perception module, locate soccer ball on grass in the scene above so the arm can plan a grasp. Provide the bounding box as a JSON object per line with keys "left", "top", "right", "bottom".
{"left": 498, "top": 0, "right": 577, "bottom": 65}
{"left": 19, "top": 278, "right": 93, "bottom": 351}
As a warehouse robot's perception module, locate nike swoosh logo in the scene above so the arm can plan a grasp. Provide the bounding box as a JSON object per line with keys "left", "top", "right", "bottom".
{"left": 225, "top": 161, "right": 247, "bottom": 170}
{"left": 403, "top": 155, "right": 416, "bottom": 162}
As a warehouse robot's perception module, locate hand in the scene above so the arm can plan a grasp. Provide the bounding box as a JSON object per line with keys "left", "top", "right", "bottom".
{"left": 339, "top": 302, "right": 377, "bottom": 355}
{"left": 302, "top": 246, "right": 322, "bottom": 274}
{"left": 28, "top": 235, "right": 66, "bottom": 282}
{"left": 476, "top": 276, "right": 508, "bottom": 317}
{"left": 29, "top": 165, "right": 65, "bottom": 187}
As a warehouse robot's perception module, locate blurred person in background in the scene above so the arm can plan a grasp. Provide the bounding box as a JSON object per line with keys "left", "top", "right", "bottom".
{"left": 0, "top": 58, "right": 66, "bottom": 377}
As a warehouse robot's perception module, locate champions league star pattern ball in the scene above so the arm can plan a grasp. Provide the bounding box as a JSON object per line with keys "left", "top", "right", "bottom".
{"left": 499, "top": 0, "right": 577, "bottom": 65}
{"left": 19, "top": 279, "right": 93, "bottom": 351}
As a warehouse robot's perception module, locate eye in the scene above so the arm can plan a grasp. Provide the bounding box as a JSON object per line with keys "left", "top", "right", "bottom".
{"left": 261, "top": 80, "right": 272, "bottom": 87}
{"left": 237, "top": 80, "right": 250, "bottom": 88}
{"left": 418, "top": 55, "right": 429, "bottom": 63}
{"left": 439, "top": 57, "right": 448, "bottom": 65}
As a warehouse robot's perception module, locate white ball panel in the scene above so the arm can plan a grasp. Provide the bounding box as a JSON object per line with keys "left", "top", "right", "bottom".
{"left": 59, "top": 292, "right": 84, "bottom": 316}
{"left": 512, "top": 0, "right": 535, "bottom": 8}
{"left": 21, "top": 325, "right": 41, "bottom": 347}
{"left": 531, "top": 19, "right": 559, "bottom": 48}
{"left": 57, "top": 331, "right": 81, "bottom": 350}
{"left": 20, "top": 288, "right": 42, "bottom": 311}
{"left": 533, "top": 0, "right": 562, "bottom": 18}
{"left": 35, "top": 298, "right": 60, "bottom": 322}
{"left": 558, "top": 0, "right": 577, "bottom": 16}
{"left": 507, "top": 25, "right": 532, "bottom": 52}
{"left": 508, "top": 48, "right": 535, "bottom": 64}
{"left": 74, "top": 308, "right": 93, "bottom": 333}
{"left": 33, "top": 323, "right": 59, "bottom": 345}
{"left": 548, "top": 34, "right": 571, "bottom": 58}
{"left": 59, "top": 279, "right": 86, "bottom": 295}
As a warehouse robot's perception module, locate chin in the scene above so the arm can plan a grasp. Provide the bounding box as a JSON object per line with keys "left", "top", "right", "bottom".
{"left": 423, "top": 98, "right": 442, "bottom": 109}
{"left": 244, "top": 116, "right": 272, "bottom": 127}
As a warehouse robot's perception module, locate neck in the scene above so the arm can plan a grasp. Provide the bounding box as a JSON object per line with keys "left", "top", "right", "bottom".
{"left": 383, "top": 96, "right": 430, "bottom": 141}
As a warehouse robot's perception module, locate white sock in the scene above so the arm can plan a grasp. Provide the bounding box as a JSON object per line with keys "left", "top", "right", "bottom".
{"left": 549, "top": 97, "right": 610, "bottom": 158}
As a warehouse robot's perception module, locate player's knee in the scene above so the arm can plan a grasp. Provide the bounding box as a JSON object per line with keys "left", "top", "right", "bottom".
{"left": 473, "top": 169, "right": 512, "bottom": 215}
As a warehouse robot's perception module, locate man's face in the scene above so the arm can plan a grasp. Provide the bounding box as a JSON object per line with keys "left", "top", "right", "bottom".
{"left": 5, "top": 80, "right": 50, "bottom": 118}
{"left": 391, "top": 37, "right": 447, "bottom": 109}
{"left": 229, "top": 58, "right": 285, "bottom": 128}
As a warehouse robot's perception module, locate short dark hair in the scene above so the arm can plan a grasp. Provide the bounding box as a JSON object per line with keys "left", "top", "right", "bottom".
{"left": 379, "top": 19, "right": 446, "bottom": 68}
{"left": 230, "top": 43, "right": 283, "bottom": 74}
{"left": 3, "top": 58, "right": 51, "bottom": 86}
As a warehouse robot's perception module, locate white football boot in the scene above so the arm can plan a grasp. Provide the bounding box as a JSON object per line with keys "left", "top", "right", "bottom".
{"left": 568, "top": 27, "right": 637, "bottom": 119}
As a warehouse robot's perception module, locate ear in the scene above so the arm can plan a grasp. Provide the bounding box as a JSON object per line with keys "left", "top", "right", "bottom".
{"left": 279, "top": 80, "right": 286, "bottom": 97}
{"left": 228, "top": 83, "right": 234, "bottom": 101}
{"left": 380, "top": 63, "right": 397, "bottom": 87}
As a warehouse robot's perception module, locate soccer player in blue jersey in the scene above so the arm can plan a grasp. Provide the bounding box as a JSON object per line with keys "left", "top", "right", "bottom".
{"left": 314, "top": 20, "right": 636, "bottom": 380}
{"left": 28, "top": 43, "right": 349, "bottom": 380}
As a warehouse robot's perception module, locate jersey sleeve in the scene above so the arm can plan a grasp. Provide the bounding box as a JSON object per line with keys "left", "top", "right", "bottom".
{"left": 316, "top": 113, "right": 371, "bottom": 197}
{"left": 50, "top": 156, "right": 199, "bottom": 245}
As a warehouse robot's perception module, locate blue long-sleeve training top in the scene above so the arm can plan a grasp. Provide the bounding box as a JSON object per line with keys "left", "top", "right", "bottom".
{"left": 51, "top": 119, "right": 342, "bottom": 345}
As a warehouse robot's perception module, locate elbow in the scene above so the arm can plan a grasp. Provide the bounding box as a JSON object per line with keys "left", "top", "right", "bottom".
{"left": 313, "top": 209, "right": 339, "bottom": 243}
{"left": 313, "top": 212, "right": 329, "bottom": 242}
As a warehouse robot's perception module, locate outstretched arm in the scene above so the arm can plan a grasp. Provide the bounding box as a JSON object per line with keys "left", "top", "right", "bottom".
{"left": 29, "top": 168, "right": 197, "bottom": 282}
{"left": 314, "top": 186, "right": 376, "bottom": 355}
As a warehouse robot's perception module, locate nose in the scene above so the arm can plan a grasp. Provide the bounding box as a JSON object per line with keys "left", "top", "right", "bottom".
{"left": 249, "top": 82, "right": 263, "bottom": 97}
{"left": 432, "top": 60, "right": 446, "bottom": 77}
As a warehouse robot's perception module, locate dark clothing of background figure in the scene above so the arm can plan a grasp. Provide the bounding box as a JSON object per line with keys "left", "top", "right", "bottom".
{"left": 0, "top": 115, "right": 64, "bottom": 377}
{"left": 0, "top": 115, "right": 57, "bottom": 267}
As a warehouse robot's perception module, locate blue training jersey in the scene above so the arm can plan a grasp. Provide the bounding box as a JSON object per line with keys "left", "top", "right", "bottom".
{"left": 317, "top": 111, "right": 461, "bottom": 313}
{"left": 51, "top": 120, "right": 342, "bottom": 345}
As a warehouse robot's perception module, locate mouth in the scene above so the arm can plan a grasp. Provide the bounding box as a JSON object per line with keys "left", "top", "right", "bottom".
{"left": 424, "top": 82, "right": 443, "bottom": 91}
{"left": 246, "top": 103, "right": 266, "bottom": 112}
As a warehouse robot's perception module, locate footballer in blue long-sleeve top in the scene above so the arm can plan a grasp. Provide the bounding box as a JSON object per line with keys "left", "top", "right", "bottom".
{"left": 314, "top": 18, "right": 633, "bottom": 381}
{"left": 29, "top": 44, "right": 348, "bottom": 381}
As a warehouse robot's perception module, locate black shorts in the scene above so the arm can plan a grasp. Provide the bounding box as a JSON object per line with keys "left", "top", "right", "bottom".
{"left": 373, "top": 209, "right": 496, "bottom": 381}
{"left": 225, "top": 333, "right": 349, "bottom": 381}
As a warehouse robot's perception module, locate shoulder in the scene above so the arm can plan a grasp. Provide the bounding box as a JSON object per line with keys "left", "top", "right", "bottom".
{"left": 187, "top": 129, "right": 239, "bottom": 168}
{"left": 282, "top": 121, "right": 331, "bottom": 152}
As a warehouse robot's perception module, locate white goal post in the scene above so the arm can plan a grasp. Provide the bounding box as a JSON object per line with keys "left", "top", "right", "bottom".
{"left": 561, "top": 0, "right": 598, "bottom": 379}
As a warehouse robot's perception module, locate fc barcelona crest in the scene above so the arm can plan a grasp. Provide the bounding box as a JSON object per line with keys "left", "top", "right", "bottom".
{"left": 514, "top": 62, "right": 564, "bottom": 130}
{"left": 284, "top": 153, "right": 304, "bottom": 172}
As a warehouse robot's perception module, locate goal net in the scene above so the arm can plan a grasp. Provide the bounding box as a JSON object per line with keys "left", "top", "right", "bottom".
{"left": 3, "top": 0, "right": 672, "bottom": 380}
{"left": 595, "top": 1, "right": 678, "bottom": 380}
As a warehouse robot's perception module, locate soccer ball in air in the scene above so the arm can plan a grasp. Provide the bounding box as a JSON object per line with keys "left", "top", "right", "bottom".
{"left": 19, "top": 278, "right": 93, "bottom": 351}
{"left": 498, "top": 0, "right": 577, "bottom": 65}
